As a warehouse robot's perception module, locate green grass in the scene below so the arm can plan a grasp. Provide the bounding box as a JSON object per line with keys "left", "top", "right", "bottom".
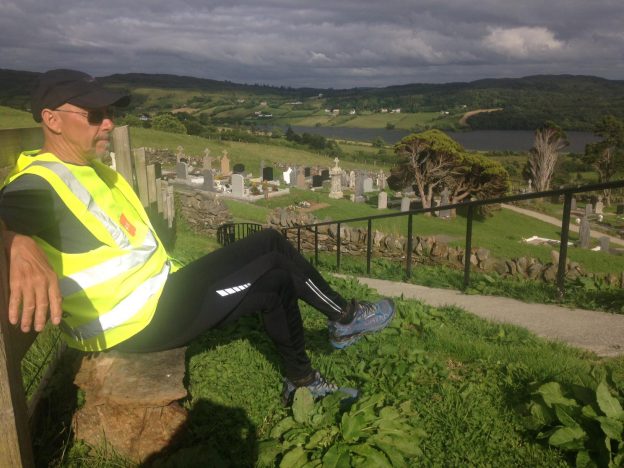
{"left": 0, "top": 105, "right": 38, "bottom": 129}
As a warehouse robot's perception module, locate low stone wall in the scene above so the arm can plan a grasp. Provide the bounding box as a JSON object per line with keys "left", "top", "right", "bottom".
{"left": 177, "top": 188, "right": 232, "bottom": 235}
{"left": 267, "top": 207, "right": 624, "bottom": 287}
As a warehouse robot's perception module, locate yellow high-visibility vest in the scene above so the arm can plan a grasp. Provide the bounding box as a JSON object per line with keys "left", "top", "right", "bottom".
{"left": 3, "top": 150, "right": 172, "bottom": 351}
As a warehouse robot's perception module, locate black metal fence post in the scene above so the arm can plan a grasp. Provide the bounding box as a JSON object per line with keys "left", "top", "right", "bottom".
{"left": 406, "top": 213, "right": 413, "bottom": 279}
{"left": 336, "top": 222, "right": 341, "bottom": 271}
{"left": 557, "top": 192, "right": 573, "bottom": 296}
{"left": 463, "top": 205, "right": 474, "bottom": 290}
{"left": 366, "top": 219, "right": 372, "bottom": 275}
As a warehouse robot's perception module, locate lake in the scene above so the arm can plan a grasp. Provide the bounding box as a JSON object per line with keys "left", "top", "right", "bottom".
{"left": 280, "top": 126, "right": 599, "bottom": 153}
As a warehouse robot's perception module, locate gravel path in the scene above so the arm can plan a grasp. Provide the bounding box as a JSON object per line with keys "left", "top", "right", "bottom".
{"left": 336, "top": 275, "right": 624, "bottom": 358}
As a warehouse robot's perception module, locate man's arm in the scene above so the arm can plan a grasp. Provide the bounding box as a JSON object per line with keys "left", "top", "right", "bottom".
{"left": 0, "top": 220, "right": 62, "bottom": 332}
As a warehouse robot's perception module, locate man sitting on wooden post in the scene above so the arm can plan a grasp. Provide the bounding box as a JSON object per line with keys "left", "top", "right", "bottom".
{"left": 0, "top": 69, "right": 395, "bottom": 405}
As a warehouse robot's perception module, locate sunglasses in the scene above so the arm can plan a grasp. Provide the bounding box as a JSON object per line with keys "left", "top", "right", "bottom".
{"left": 55, "top": 108, "right": 115, "bottom": 124}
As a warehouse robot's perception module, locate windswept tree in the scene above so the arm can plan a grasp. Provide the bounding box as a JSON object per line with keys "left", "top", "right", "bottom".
{"left": 387, "top": 130, "right": 460, "bottom": 210}
{"left": 583, "top": 115, "right": 624, "bottom": 206}
{"left": 388, "top": 130, "right": 509, "bottom": 214}
{"left": 526, "top": 123, "right": 568, "bottom": 192}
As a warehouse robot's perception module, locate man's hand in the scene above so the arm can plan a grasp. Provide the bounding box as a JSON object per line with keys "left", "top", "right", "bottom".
{"left": 3, "top": 231, "right": 62, "bottom": 332}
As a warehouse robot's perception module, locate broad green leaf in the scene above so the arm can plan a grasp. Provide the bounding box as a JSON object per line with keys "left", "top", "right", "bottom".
{"left": 293, "top": 388, "right": 315, "bottom": 424}
{"left": 349, "top": 444, "right": 393, "bottom": 468}
{"left": 375, "top": 441, "right": 409, "bottom": 467}
{"left": 548, "top": 425, "right": 587, "bottom": 451}
{"left": 582, "top": 404, "right": 599, "bottom": 419}
{"left": 537, "top": 382, "right": 577, "bottom": 408}
{"left": 322, "top": 444, "right": 350, "bottom": 468}
{"left": 596, "top": 382, "right": 624, "bottom": 420}
{"left": 283, "top": 428, "right": 311, "bottom": 446}
{"left": 371, "top": 434, "right": 423, "bottom": 457}
{"left": 305, "top": 427, "right": 339, "bottom": 450}
{"left": 256, "top": 440, "right": 283, "bottom": 468}
{"left": 341, "top": 412, "right": 366, "bottom": 442}
{"left": 529, "top": 401, "right": 555, "bottom": 426}
{"left": 554, "top": 404, "right": 579, "bottom": 427}
{"left": 279, "top": 446, "right": 308, "bottom": 468}
{"left": 575, "top": 450, "right": 596, "bottom": 468}
{"left": 379, "top": 406, "right": 400, "bottom": 421}
{"left": 596, "top": 416, "right": 623, "bottom": 441}
{"left": 270, "top": 417, "right": 298, "bottom": 439}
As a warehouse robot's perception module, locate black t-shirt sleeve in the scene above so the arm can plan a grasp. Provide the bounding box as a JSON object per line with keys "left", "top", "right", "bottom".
{"left": 0, "top": 174, "right": 102, "bottom": 253}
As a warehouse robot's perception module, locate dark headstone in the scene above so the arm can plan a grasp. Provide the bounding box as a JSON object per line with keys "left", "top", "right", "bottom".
{"left": 304, "top": 167, "right": 311, "bottom": 177}
{"left": 617, "top": 204, "right": 624, "bottom": 215}
{"left": 579, "top": 216, "right": 591, "bottom": 249}
{"left": 262, "top": 167, "right": 274, "bottom": 181}
{"left": 233, "top": 163, "right": 245, "bottom": 174}
{"left": 321, "top": 169, "right": 330, "bottom": 180}
{"left": 312, "top": 175, "right": 323, "bottom": 188}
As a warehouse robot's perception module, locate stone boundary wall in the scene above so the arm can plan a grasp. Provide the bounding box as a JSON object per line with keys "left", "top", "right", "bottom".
{"left": 176, "top": 188, "right": 232, "bottom": 235}
{"left": 267, "top": 207, "right": 624, "bottom": 288}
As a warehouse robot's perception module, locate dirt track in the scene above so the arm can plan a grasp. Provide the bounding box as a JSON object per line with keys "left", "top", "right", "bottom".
{"left": 459, "top": 108, "right": 503, "bottom": 126}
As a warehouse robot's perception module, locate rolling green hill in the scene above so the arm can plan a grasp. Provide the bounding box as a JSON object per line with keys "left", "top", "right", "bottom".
{"left": 2, "top": 68, "right": 623, "bottom": 131}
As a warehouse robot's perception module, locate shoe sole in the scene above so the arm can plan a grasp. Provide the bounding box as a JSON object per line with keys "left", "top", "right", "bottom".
{"left": 330, "top": 303, "right": 395, "bottom": 349}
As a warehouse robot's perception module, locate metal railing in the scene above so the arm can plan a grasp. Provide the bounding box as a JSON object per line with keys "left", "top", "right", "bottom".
{"left": 281, "top": 180, "right": 624, "bottom": 296}
{"left": 217, "top": 222, "right": 264, "bottom": 246}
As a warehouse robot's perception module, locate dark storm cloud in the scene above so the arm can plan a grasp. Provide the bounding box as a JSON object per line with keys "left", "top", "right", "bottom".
{"left": 1, "top": 0, "right": 622, "bottom": 87}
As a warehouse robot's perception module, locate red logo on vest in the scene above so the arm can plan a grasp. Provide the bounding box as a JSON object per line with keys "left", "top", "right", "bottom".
{"left": 120, "top": 214, "right": 136, "bottom": 237}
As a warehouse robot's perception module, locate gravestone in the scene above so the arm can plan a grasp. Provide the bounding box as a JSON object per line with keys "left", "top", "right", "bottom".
{"left": 202, "top": 169, "right": 214, "bottom": 192}
{"left": 353, "top": 172, "right": 365, "bottom": 202}
{"left": 304, "top": 167, "right": 311, "bottom": 177}
{"left": 220, "top": 151, "right": 231, "bottom": 176}
{"left": 438, "top": 187, "right": 451, "bottom": 218}
{"left": 377, "top": 171, "right": 386, "bottom": 190}
{"left": 617, "top": 204, "right": 624, "bottom": 215}
{"left": 349, "top": 171, "right": 356, "bottom": 189}
{"left": 176, "top": 145, "right": 184, "bottom": 163}
{"left": 585, "top": 204, "right": 593, "bottom": 216}
{"left": 594, "top": 196, "right": 604, "bottom": 215}
{"left": 579, "top": 216, "right": 591, "bottom": 249}
{"left": 175, "top": 161, "right": 188, "bottom": 180}
{"left": 363, "top": 177, "right": 374, "bottom": 193}
{"left": 296, "top": 168, "right": 307, "bottom": 189}
{"left": 341, "top": 171, "right": 349, "bottom": 187}
{"left": 312, "top": 175, "right": 323, "bottom": 188}
{"left": 233, "top": 163, "right": 245, "bottom": 174}
{"left": 599, "top": 236, "right": 610, "bottom": 252}
{"left": 260, "top": 159, "right": 265, "bottom": 174}
{"left": 400, "top": 196, "right": 411, "bottom": 212}
{"left": 321, "top": 169, "right": 330, "bottom": 181}
{"left": 377, "top": 191, "right": 388, "bottom": 210}
{"left": 282, "top": 167, "right": 293, "bottom": 185}
{"left": 263, "top": 166, "right": 274, "bottom": 181}
{"left": 329, "top": 157, "right": 344, "bottom": 200}
{"left": 202, "top": 148, "right": 212, "bottom": 169}
{"left": 231, "top": 174, "right": 244, "bottom": 197}
{"left": 571, "top": 197, "right": 577, "bottom": 211}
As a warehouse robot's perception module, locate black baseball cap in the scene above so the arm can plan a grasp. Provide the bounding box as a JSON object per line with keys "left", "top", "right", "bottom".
{"left": 31, "top": 69, "right": 130, "bottom": 122}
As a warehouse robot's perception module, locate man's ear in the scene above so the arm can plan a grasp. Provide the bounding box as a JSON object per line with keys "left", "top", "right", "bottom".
{"left": 40, "top": 109, "right": 62, "bottom": 134}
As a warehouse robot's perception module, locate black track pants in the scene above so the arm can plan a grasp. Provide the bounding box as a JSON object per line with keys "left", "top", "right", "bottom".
{"left": 115, "top": 229, "right": 348, "bottom": 380}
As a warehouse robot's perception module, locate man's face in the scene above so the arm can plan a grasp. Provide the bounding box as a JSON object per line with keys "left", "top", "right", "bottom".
{"left": 53, "top": 103, "right": 115, "bottom": 162}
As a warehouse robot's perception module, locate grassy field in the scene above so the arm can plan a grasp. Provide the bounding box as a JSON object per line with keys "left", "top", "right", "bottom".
{"left": 0, "top": 105, "right": 38, "bottom": 128}
{"left": 32, "top": 219, "right": 624, "bottom": 466}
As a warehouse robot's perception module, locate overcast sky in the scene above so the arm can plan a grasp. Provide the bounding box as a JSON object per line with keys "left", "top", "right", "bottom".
{"left": 1, "top": 0, "right": 623, "bottom": 89}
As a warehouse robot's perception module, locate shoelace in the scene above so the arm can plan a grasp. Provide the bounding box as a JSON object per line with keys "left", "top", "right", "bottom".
{"left": 356, "top": 301, "right": 377, "bottom": 319}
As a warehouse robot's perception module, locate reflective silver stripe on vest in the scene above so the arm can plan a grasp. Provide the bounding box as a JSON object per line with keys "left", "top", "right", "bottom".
{"left": 26, "top": 160, "right": 170, "bottom": 340}
{"left": 28, "top": 161, "right": 130, "bottom": 249}
{"left": 68, "top": 261, "right": 170, "bottom": 341}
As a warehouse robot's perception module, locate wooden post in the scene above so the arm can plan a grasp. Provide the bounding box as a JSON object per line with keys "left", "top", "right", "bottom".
{"left": 166, "top": 185, "right": 174, "bottom": 229}
{"left": 111, "top": 126, "right": 134, "bottom": 189}
{"left": 0, "top": 237, "right": 35, "bottom": 468}
{"left": 156, "top": 179, "right": 164, "bottom": 215}
{"left": 132, "top": 148, "right": 149, "bottom": 208}
{"left": 146, "top": 164, "right": 157, "bottom": 208}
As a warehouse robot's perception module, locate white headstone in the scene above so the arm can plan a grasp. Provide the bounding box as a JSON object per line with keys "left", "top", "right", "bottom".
{"left": 231, "top": 173, "right": 244, "bottom": 197}
{"left": 400, "top": 197, "right": 411, "bottom": 212}
{"left": 377, "top": 191, "right": 388, "bottom": 209}
{"left": 283, "top": 167, "right": 293, "bottom": 184}
{"left": 363, "top": 177, "right": 374, "bottom": 193}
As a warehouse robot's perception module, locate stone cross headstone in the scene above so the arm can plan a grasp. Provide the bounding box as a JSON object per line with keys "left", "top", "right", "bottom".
{"left": 202, "top": 169, "right": 214, "bottom": 192}
{"left": 202, "top": 148, "right": 212, "bottom": 169}
{"left": 231, "top": 174, "right": 244, "bottom": 197}
{"left": 585, "top": 204, "right": 593, "bottom": 216}
{"left": 363, "top": 177, "right": 374, "bottom": 193}
{"left": 176, "top": 146, "right": 184, "bottom": 163}
{"left": 579, "top": 215, "right": 591, "bottom": 249}
{"left": 329, "top": 157, "right": 343, "bottom": 199}
{"left": 176, "top": 161, "right": 188, "bottom": 180}
{"left": 599, "top": 236, "right": 610, "bottom": 252}
{"left": 220, "top": 150, "right": 231, "bottom": 176}
{"left": 377, "top": 191, "right": 388, "bottom": 209}
{"left": 439, "top": 187, "right": 451, "bottom": 218}
{"left": 263, "top": 167, "right": 273, "bottom": 181}
{"left": 400, "top": 196, "right": 411, "bottom": 212}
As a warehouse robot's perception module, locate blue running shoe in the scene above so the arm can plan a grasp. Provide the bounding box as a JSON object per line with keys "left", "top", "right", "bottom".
{"left": 281, "top": 370, "right": 359, "bottom": 406}
{"left": 328, "top": 298, "right": 395, "bottom": 349}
